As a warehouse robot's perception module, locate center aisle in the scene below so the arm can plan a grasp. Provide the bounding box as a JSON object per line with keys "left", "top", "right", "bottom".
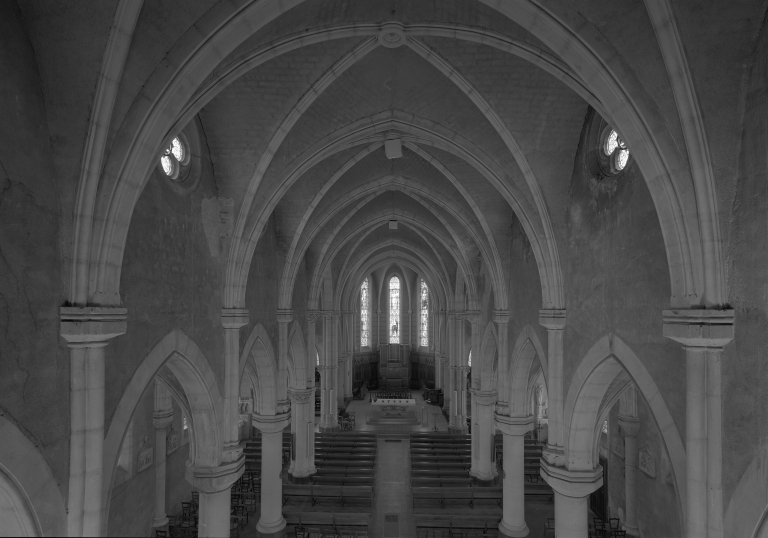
{"left": 370, "top": 436, "right": 417, "bottom": 538}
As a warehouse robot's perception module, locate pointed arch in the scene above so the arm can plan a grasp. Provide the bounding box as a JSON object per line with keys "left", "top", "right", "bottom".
{"left": 479, "top": 322, "right": 498, "bottom": 391}
{"left": 240, "top": 324, "right": 278, "bottom": 415}
{"left": 288, "top": 321, "right": 307, "bottom": 389}
{"left": 508, "top": 326, "right": 548, "bottom": 416}
{"left": 562, "top": 334, "right": 686, "bottom": 530}
{"left": 102, "top": 329, "right": 224, "bottom": 534}
{"left": 0, "top": 417, "right": 66, "bottom": 537}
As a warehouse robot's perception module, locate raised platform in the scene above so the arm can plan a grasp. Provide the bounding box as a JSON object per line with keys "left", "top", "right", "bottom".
{"left": 366, "top": 407, "right": 419, "bottom": 426}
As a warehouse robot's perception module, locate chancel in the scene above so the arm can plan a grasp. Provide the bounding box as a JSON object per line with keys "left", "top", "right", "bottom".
{"left": 0, "top": 1, "right": 766, "bottom": 537}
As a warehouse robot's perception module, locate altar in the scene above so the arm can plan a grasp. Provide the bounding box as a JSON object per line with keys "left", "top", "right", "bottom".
{"left": 366, "top": 392, "right": 419, "bottom": 426}
{"left": 371, "top": 398, "right": 415, "bottom": 407}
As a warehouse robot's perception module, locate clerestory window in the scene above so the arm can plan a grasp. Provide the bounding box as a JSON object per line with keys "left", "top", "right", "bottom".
{"left": 159, "top": 135, "right": 190, "bottom": 181}
{"left": 389, "top": 276, "right": 400, "bottom": 344}
{"left": 360, "top": 278, "right": 370, "bottom": 347}
{"left": 602, "top": 128, "right": 630, "bottom": 173}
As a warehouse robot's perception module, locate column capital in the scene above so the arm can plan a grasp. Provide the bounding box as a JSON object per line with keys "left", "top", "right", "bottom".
{"left": 276, "top": 309, "right": 294, "bottom": 324}
{"left": 492, "top": 310, "right": 510, "bottom": 324}
{"left": 465, "top": 311, "right": 482, "bottom": 324}
{"left": 252, "top": 411, "right": 291, "bottom": 434}
{"left": 153, "top": 410, "right": 173, "bottom": 430}
{"left": 59, "top": 306, "right": 127, "bottom": 345}
{"left": 186, "top": 456, "right": 244, "bottom": 493}
{"left": 221, "top": 308, "right": 249, "bottom": 329}
{"left": 540, "top": 461, "right": 602, "bottom": 498}
{"left": 307, "top": 311, "right": 321, "bottom": 323}
{"left": 618, "top": 415, "right": 640, "bottom": 437}
{"left": 539, "top": 309, "right": 566, "bottom": 330}
{"left": 495, "top": 413, "right": 533, "bottom": 436}
{"left": 662, "top": 308, "right": 734, "bottom": 347}
{"left": 288, "top": 388, "right": 313, "bottom": 404}
{"left": 471, "top": 389, "right": 497, "bottom": 406}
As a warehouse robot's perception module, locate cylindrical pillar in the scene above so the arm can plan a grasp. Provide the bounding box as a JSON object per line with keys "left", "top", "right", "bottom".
{"left": 289, "top": 388, "right": 313, "bottom": 478}
{"left": 496, "top": 414, "right": 533, "bottom": 537}
{"left": 60, "top": 307, "right": 127, "bottom": 537}
{"left": 623, "top": 425, "right": 639, "bottom": 535}
{"left": 554, "top": 492, "right": 589, "bottom": 538}
{"left": 153, "top": 381, "right": 173, "bottom": 528}
{"left": 198, "top": 489, "right": 231, "bottom": 537}
{"left": 540, "top": 461, "right": 602, "bottom": 538}
{"left": 253, "top": 413, "right": 291, "bottom": 535}
{"left": 472, "top": 390, "right": 497, "bottom": 482}
{"left": 686, "top": 348, "right": 707, "bottom": 538}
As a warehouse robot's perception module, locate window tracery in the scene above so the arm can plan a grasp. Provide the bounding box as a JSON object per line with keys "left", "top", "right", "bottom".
{"left": 389, "top": 276, "right": 400, "bottom": 344}
{"left": 420, "top": 279, "right": 429, "bottom": 348}
{"left": 360, "top": 278, "right": 370, "bottom": 347}
{"left": 602, "top": 127, "right": 630, "bottom": 173}
{"left": 158, "top": 135, "right": 190, "bottom": 181}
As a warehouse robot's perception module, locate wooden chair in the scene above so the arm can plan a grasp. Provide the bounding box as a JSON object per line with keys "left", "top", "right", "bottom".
{"left": 155, "top": 531, "right": 168, "bottom": 538}
{"left": 593, "top": 519, "right": 606, "bottom": 531}
{"left": 295, "top": 526, "right": 308, "bottom": 538}
{"left": 608, "top": 518, "right": 621, "bottom": 530}
{"left": 354, "top": 531, "right": 369, "bottom": 538}
{"left": 610, "top": 532, "right": 626, "bottom": 538}
{"left": 191, "top": 492, "right": 199, "bottom": 513}
{"left": 229, "top": 519, "right": 239, "bottom": 538}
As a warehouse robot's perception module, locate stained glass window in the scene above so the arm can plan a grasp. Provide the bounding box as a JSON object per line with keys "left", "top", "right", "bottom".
{"left": 316, "top": 351, "right": 320, "bottom": 367}
{"left": 468, "top": 350, "right": 472, "bottom": 367}
{"left": 360, "top": 278, "right": 370, "bottom": 347}
{"left": 420, "top": 279, "right": 429, "bottom": 347}
{"left": 389, "top": 276, "right": 400, "bottom": 344}
{"left": 603, "top": 128, "right": 630, "bottom": 172}
{"left": 602, "top": 420, "right": 608, "bottom": 434}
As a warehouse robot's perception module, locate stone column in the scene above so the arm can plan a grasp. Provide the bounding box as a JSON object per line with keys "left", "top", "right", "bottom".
{"left": 342, "top": 310, "right": 354, "bottom": 398}
{"left": 376, "top": 309, "right": 381, "bottom": 347}
{"left": 496, "top": 414, "right": 534, "bottom": 537}
{"left": 539, "top": 309, "right": 566, "bottom": 466}
{"left": 222, "top": 309, "right": 249, "bottom": 464}
{"left": 443, "top": 312, "right": 455, "bottom": 417}
{"left": 493, "top": 311, "right": 511, "bottom": 414}
{"left": 663, "top": 309, "right": 734, "bottom": 538}
{"left": 320, "top": 312, "right": 338, "bottom": 430}
{"left": 541, "top": 463, "right": 603, "bottom": 538}
{"left": 472, "top": 390, "right": 498, "bottom": 482}
{"left": 618, "top": 389, "right": 640, "bottom": 536}
{"left": 468, "top": 313, "right": 481, "bottom": 473}
{"left": 276, "top": 310, "right": 293, "bottom": 411}
{"left": 60, "top": 307, "right": 127, "bottom": 537}
{"left": 253, "top": 412, "right": 291, "bottom": 536}
{"left": 307, "top": 312, "right": 320, "bottom": 468}
{"left": 288, "top": 388, "right": 313, "bottom": 480}
{"left": 188, "top": 459, "right": 243, "bottom": 538}
{"left": 152, "top": 381, "right": 173, "bottom": 528}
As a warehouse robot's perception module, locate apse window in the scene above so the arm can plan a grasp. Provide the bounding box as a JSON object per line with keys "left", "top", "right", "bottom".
{"left": 468, "top": 350, "right": 472, "bottom": 367}
{"left": 420, "top": 279, "right": 429, "bottom": 348}
{"left": 360, "top": 278, "right": 370, "bottom": 347}
{"left": 159, "top": 134, "right": 190, "bottom": 181}
{"left": 602, "top": 127, "right": 630, "bottom": 174}
{"left": 389, "top": 276, "right": 400, "bottom": 344}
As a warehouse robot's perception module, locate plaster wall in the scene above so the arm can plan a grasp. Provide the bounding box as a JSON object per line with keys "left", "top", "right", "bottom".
{"left": 0, "top": 0, "right": 69, "bottom": 502}
{"left": 722, "top": 14, "right": 768, "bottom": 534}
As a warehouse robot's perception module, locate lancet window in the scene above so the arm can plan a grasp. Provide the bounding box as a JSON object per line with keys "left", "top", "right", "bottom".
{"left": 389, "top": 276, "right": 400, "bottom": 344}
{"left": 360, "top": 278, "right": 370, "bottom": 347}
{"left": 420, "top": 279, "right": 429, "bottom": 347}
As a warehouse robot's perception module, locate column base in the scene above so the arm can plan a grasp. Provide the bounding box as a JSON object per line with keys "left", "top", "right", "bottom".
{"left": 623, "top": 523, "right": 640, "bottom": 536}
{"left": 319, "top": 425, "right": 339, "bottom": 432}
{"left": 448, "top": 426, "right": 467, "bottom": 434}
{"left": 289, "top": 472, "right": 312, "bottom": 484}
{"left": 472, "top": 476, "right": 496, "bottom": 486}
{"left": 499, "top": 520, "right": 529, "bottom": 538}
{"left": 152, "top": 516, "right": 169, "bottom": 528}
{"left": 257, "top": 516, "right": 287, "bottom": 536}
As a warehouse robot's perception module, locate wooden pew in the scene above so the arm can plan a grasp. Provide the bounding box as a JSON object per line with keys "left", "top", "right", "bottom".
{"left": 412, "top": 487, "right": 503, "bottom": 509}
{"left": 284, "top": 511, "right": 371, "bottom": 529}
{"left": 311, "top": 475, "right": 375, "bottom": 486}
{"left": 282, "top": 485, "right": 374, "bottom": 508}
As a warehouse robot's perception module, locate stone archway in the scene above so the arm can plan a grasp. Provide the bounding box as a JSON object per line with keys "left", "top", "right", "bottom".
{"left": 101, "top": 329, "right": 224, "bottom": 535}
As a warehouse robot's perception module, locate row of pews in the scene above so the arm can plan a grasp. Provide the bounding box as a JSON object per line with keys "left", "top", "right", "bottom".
{"left": 283, "top": 432, "right": 376, "bottom": 533}
{"left": 411, "top": 433, "right": 553, "bottom": 537}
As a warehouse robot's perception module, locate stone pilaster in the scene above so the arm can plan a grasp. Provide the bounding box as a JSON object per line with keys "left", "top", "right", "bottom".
{"left": 222, "top": 308, "right": 248, "bottom": 463}
{"left": 471, "top": 390, "right": 498, "bottom": 482}
{"left": 187, "top": 456, "right": 245, "bottom": 538}
{"left": 663, "top": 309, "right": 734, "bottom": 538}
{"left": 152, "top": 380, "right": 173, "bottom": 528}
{"left": 288, "top": 388, "right": 314, "bottom": 480}
{"left": 60, "top": 306, "right": 127, "bottom": 537}
{"left": 539, "top": 309, "right": 566, "bottom": 466}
